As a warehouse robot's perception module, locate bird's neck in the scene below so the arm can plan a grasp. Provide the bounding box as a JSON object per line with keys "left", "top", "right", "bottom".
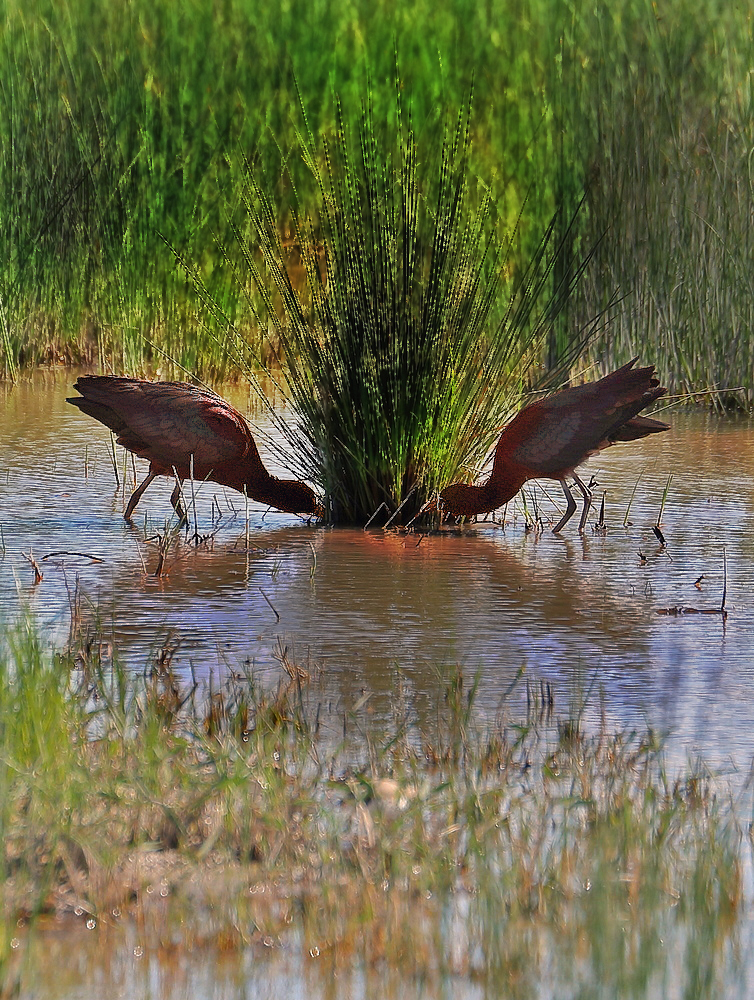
{"left": 240, "top": 469, "right": 317, "bottom": 516}
{"left": 200, "top": 460, "right": 272, "bottom": 503}
{"left": 441, "top": 467, "right": 527, "bottom": 517}
{"left": 243, "top": 473, "right": 288, "bottom": 506}
{"left": 482, "top": 464, "right": 528, "bottom": 510}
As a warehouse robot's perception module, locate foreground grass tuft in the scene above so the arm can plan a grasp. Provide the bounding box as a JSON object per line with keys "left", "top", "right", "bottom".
{"left": 0, "top": 618, "right": 745, "bottom": 997}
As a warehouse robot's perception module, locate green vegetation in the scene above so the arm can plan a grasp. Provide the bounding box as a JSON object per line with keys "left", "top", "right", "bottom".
{"left": 0, "top": 617, "right": 745, "bottom": 997}
{"left": 570, "top": 1, "right": 754, "bottom": 409}
{"left": 225, "top": 93, "right": 586, "bottom": 522}
{"left": 2, "top": 0, "right": 754, "bottom": 405}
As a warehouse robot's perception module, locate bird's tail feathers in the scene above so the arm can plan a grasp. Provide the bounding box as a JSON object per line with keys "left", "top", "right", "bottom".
{"left": 66, "top": 395, "right": 127, "bottom": 435}
{"left": 609, "top": 415, "right": 670, "bottom": 442}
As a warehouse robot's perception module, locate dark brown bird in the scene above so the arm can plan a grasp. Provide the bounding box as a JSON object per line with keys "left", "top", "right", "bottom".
{"left": 68, "top": 376, "right": 323, "bottom": 522}
{"left": 438, "top": 359, "right": 669, "bottom": 533}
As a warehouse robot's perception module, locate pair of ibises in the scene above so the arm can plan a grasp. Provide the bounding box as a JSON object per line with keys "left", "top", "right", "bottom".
{"left": 67, "top": 359, "right": 669, "bottom": 532}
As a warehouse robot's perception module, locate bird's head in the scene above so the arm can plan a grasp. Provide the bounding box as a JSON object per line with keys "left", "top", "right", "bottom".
{"left": 436, "top": 482, "right": 489, "bottom": 518}
{"left": 271, "top": 479, "right": 325, "bottom": 518}
{"left": 416, "top": 485, "right": 484, "bottom": 519}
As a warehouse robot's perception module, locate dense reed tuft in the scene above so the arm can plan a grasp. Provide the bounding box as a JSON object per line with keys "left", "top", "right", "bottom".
{"left": 232, "top": 88, "right": 586, "bottom": 523}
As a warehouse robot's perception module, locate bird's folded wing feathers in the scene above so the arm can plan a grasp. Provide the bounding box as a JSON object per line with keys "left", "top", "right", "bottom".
{"left": 77, "top": 379, "right": 263, "bottom": 472}
{"left": 504, "top": 378, "right": 666, "bottom": 476}
{"left": 144, "top": 398, "right": 254, "bottom": 469}
{"left": 505, "top": 401, "right": 595, "bottom": 475}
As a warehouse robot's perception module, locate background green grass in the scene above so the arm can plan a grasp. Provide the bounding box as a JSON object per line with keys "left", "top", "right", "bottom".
{"left": 2, "top": 0, "right": 753, "bottom": 403}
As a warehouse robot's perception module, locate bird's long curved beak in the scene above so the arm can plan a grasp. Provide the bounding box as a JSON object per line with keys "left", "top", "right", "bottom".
{"left": 404, "top": 496, "right": 440, "bottom": 527}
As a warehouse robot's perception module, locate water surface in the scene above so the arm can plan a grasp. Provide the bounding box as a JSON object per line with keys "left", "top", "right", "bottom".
{"left": 1, "top": 371, "right": 751, "bottom": 772}
{"left": 3, "top": 370, "right": 754, "bottom": 1000}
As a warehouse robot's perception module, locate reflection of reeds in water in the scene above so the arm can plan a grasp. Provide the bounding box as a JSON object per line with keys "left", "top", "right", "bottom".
{"left": 233, "top": 88, "right": 587, "bottom": 524}
{"left": 0, "top": 622, "right": 743, "bottom": 996}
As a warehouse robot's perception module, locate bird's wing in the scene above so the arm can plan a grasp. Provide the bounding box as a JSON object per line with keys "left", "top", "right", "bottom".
{"left": 500, "top": 367, "right": 666, "bottom": 477}
{"left": 495, "top": 397, "right": 596, "bottom": 477}
{"left": 73, "top": 377, "right": 265, "bottom": 475}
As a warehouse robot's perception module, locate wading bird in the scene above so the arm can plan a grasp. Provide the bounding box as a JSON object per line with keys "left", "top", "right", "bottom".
{"left": 437, "top": 359, "right": 669, "bottom": 533}
{"left": 68, "top": 376, "right": 323, "bottom": 522}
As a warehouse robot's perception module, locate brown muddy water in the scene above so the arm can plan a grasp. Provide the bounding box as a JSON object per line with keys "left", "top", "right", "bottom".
{"left": 2, "top": 371, "right": 754, "bottom": 998}
{"left": 1, "top": 372, "right": 752, "bottom": 767}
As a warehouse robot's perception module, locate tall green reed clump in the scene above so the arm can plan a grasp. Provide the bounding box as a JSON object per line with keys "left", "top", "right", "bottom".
{"left": 228, "top": 91, "right": 588, "bottom": 524}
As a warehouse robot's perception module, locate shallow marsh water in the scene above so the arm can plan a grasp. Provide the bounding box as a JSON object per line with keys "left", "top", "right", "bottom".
{"left": 2, "top": 371, "right": 754, "bottom": 998}
{"left": 1, "top": 372, "right": 750, "bottom": 767}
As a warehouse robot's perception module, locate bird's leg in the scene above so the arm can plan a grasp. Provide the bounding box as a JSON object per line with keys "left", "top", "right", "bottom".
{"left": 553, "top": 479, "right": 577, "bottom": 533}
{"left": 124, "top": 471, "right": 157, "bottom": 522}
{"left": 169, "top": 481, "right": 188, "bottom": 525}
{"left": 571, "top": 472, "right": 593, "bottom": 533}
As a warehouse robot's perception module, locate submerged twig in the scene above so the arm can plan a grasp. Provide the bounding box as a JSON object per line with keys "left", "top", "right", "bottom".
{"left": 596, "top": 492, "right": 606, "bottom": 531}
{"left": 41, "top": 551, "right": 104, "bottom": 563}
{"left": 623, "top": 470, "right": 644, "bottom": 526}
{"left": 109, "top": 432, "right": 120, "bottom": 488}
{"left": 189, "top": 453, "right": 199, "bottom": 541}
{"left": 656, "top": 475, "right": 673, "bottom": 529}
{"left": 259, "top": 587, "right": 280, "bottom": 622}
{"left": 384, "top": 488, "right": 417, "bottom": 529}
{"left": 652, "top": 525, "right": 667, "bottom": 547}
{"left": 308, "top": 541, "right": 317, "bottom": 579}
{"left": 364, "top": 502, "right": 388, "bottom": 530}
{"left": 21, "top": 549, "right": 43, "bottom": 584}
